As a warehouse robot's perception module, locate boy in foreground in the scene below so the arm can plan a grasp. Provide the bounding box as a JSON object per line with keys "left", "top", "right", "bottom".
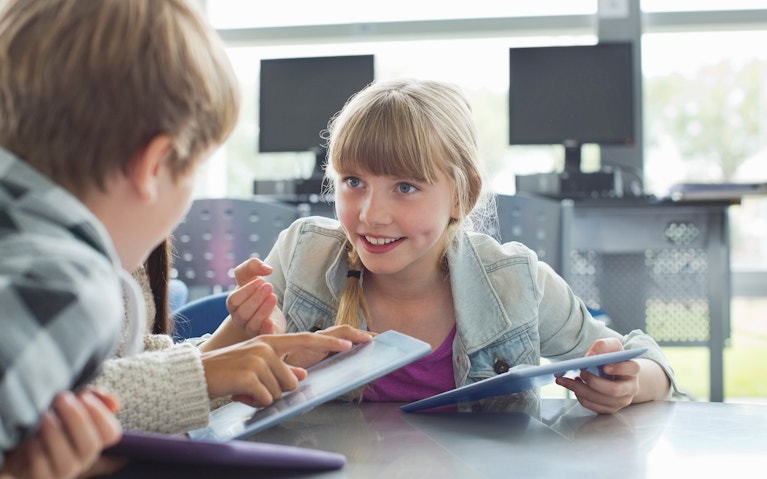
{"left": 0, "top": 1, "right": 356, "bottom": 477}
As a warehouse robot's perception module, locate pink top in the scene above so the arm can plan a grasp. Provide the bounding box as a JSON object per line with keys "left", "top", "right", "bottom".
{"left": 363, "top": 326, "right": 456, "bottom": 402}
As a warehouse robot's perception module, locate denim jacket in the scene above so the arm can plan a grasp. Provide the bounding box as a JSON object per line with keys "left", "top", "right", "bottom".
{"left": 264, "top": 216, "right": 679, "bottom": 397}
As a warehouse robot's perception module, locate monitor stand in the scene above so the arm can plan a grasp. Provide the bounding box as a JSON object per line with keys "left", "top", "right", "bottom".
{"left": 515, "top": 142, "right": 625, "bottom": 199}
{"left": 292, "top": 147, "right": 327, "bottom": 200}
{"left": 253, "top": 148, "right": 329, "bottom": 204}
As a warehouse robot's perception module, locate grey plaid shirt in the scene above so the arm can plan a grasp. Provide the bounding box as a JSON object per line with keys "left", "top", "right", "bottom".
{"left": 0, "top": 147, "right": 124, "bottom": 465}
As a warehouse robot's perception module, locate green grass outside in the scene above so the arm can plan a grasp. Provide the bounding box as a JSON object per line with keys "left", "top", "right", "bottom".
{"left": 542, "top": 297, "right": 767, "bottom": 402}
{"left": 542, "top": 343, "right": 767, "bottom": 401}
{"left": 662, "top": 345, "right": 767, "bottom": 400}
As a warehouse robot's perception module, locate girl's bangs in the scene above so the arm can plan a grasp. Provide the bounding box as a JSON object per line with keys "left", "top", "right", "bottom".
{"left": 332, "top": 106, "right": 440, "bottom": 183}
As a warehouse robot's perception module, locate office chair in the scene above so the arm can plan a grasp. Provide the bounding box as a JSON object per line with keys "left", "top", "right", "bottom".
{"left": 171, "top": 197, "right": 299, "bottom": 300}
{"left": 168, "top": 278, "right": 189, "bottom": 312}
{"left": 172, "top": 291, "right": 230, "bottom": 341}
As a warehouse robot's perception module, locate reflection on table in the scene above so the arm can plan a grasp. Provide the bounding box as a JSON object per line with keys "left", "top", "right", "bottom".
{"left": 105, "top": 398, "right": 767, "bottom": 478}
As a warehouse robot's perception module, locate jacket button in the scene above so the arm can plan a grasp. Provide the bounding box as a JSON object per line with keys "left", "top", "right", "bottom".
{"left": 494, "top": 356, "right": 510, "bottom": 374}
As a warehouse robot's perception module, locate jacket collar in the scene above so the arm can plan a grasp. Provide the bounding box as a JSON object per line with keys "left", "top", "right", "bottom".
{"left": 447, "top": 230, "right": 516, "bottom": 353}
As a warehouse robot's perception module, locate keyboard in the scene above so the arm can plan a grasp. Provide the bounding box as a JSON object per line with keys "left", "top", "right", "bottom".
{"left": 667, "top": 182, "right": 767, "bottom": 201}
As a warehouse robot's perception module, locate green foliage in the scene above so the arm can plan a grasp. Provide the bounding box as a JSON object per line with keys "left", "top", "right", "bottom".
{"left": 645, "top": 59, "right": 767, "bottom": 181}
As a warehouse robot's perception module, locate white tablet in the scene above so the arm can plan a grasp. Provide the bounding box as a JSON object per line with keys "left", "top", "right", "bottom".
{"left": 401, "top": 347, "right": 649, "bottom": 412}
{"left": 189, "top": 330, "right": 431, "bottom": 441}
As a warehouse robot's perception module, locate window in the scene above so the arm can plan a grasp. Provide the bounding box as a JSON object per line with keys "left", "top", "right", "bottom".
{"left": 642, "top": 30, "right": 767, "bottom": 270}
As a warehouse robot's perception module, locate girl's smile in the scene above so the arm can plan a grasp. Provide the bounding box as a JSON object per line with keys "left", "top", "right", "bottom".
{"left": 360, "top": 234, "right": 404, "bottom": 253}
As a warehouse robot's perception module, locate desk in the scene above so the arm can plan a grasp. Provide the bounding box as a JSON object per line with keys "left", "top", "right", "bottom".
{"left": 566, "top": 199, "right": 732, "bottom": 402}
{"left": 497, "top": 194, "right": 733, "bottom": 401}
{"left": 107, "top": 399, "right": 767, "bottom": 478}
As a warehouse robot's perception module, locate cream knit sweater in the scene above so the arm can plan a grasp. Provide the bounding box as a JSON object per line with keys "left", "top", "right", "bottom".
{"left": 90, "top": 268, "right": 211, "bottom": 434}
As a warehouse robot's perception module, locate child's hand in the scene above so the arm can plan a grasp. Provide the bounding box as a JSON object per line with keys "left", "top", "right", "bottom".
{"left": 283, "top": 326, "right": 374, "bottom": 369}
{"left": 226, "top": 258, "right": 287, "bottom": 336}
{"left": 0, "top": 390, "right": 123, "bottom": 479}
{"left": 201, "top": 330, "right": 371, "bottom": 407}
{"left": 554, "top": 338, "right": 641, "bottom": 414}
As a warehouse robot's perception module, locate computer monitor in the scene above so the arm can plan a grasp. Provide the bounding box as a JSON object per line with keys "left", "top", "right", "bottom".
{"left": 508, "top": 42, "right": 635, "bottom": 174}
{"left": 258, "top": 54, "right": 375, "bottom": 179}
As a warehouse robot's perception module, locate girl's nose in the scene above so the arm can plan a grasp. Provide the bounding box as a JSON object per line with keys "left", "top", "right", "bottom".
{"left": 359, "top": 191, "right": 391, "bottom": 226}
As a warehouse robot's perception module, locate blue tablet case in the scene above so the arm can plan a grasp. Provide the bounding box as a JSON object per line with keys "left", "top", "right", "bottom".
{"left": 401, "top": 347, "right": 648, "bottom": 412}
{"left": 189, "top": 330, "right": 432, "bottom": 441}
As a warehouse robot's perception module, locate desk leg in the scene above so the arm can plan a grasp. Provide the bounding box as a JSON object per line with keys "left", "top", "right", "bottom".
{"left": 707, "top": 208, "right": 729, "bottom": 402}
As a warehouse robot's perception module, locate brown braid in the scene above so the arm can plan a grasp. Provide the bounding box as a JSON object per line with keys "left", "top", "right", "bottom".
{"left": 144, "top": 238, "right": 173, "bottom": 335}
{"left": 335, "top": 241, "right": 374, "bottom": 331}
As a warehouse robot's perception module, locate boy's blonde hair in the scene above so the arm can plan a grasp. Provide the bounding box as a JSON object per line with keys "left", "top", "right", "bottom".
{"left": 324, "top": 79, "right": 487, "bottom": 329}
{"left": 0, "top": 0, "right": 240, "bottom": 197}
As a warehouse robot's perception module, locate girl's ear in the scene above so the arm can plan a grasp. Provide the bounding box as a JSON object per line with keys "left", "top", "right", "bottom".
{"left": 452, "top": 201, "right": 461, "bottom": 220}
{"left": 451, "top": 191, "right": 462, "bottom": 220}
{"left": 128, "top": 134, "right": 174, "bottom": 202}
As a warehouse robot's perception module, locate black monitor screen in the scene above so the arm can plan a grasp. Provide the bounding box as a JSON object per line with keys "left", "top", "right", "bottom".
{"left": 508, "top": 42, "right": 634, "bottom": 171}
{"left": 258, "top": 55, "right": 375, "bottom": 153}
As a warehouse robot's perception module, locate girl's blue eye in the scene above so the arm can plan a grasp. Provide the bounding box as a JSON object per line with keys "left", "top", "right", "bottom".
{"left": 397, "top": 183, "right": 417, "bottom": 194}
{"left": 346, "top": 177, "right": 362, "bottom": 188}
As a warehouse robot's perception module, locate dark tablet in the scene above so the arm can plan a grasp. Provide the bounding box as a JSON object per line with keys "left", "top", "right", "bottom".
{"left": 105, "top": 430, "right": 346, "bottom": 470}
